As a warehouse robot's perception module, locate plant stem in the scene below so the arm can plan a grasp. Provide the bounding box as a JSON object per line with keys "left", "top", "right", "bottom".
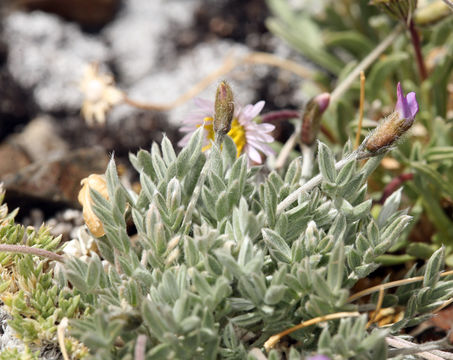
{"left": 276, "top": 152, "right": 357, "bottom": 215}
{"left": 57, "top": 318, "right": 70, "bottom": 360}
{"left": 354, "top": 71, "right": 366, "bottom": 149}
{"left": 379, "top": 173, "right": 413, "bottom": 204}
{"left": 330, "top": 24, "right": 404, "bottom": 103}
{"left": 300, "top": 144, "right": 315, "bottom": 183}
{"left": 408, "top": 20, "right": 428, "bottom": 82}
{"left": 261, "top": 110, "right": 300, "bottom": 123}
{"left": 348, "top": 269, "right": 453, "bottom": 302}
{"left": 264, "top": 311, "right": 360, "bottom": 352}
{"left": 275, "top": 132, "right": 298, "bottom": 170}
{"left": 387, "top": 335, "right": 453, "bottom": 359}
{"left": 134, "top": 335, "right": 147, "bottom": 360}
{"left": 0, "top": 244, "right": 64, "bottom": 263}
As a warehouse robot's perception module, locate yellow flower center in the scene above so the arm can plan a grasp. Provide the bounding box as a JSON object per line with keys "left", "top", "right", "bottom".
{"left": 199, "top": 117, "right": 246, "bottom": 156}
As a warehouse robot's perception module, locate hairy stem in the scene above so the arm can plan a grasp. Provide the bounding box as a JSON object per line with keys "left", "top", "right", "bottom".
{"left": 300, "top": 144, "right": 315, "bottom": 183}
{"left": 276, "top": 151, "right": 357, "bottom": 215}
{"left": 0, "top": 244, "right": 64, "bottom": 263}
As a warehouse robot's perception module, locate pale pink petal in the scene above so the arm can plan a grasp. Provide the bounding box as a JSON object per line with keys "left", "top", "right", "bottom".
{"left": 246, "top": 145, "right": 262, "bottom": 164}
{"left": 178, "top": 132, "right": 194, "bottom": 147}
{"left": 257, "top": 123, "right": 275, "bottom": 132}
{"left": 247, "top": 139, "right": 275, "bottom": 155}
{"left": 249, "top": 131, "right": 274, "bottom": 143}
{"left": 240, "top": 104, "right": 255, "bottom": 120}
{"left": 193, "top": 98, "right": 214, "bottom": 112}
{"left": 248, "top": 101, "right": 265, "bottom": 119}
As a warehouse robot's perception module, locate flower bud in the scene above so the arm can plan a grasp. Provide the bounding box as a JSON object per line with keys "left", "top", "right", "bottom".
{"left": 361, "top": 82, "right": 418, "bottom": 157}
{"left": 214, "top": 81, "right": 234, "bottom": 137}
{"left": 300, "top": 92, "right": 330, "bottom": 146}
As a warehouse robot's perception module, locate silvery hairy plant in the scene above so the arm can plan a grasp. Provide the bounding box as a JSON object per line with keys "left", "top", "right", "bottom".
{"left": 63, "top": 83, "right": 453, "bottom": 360}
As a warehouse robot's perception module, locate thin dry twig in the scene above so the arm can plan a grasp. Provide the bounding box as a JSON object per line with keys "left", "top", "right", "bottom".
{"left": 275, "top": 133, "right": 298, "bottom": 169}
{"left": 0, "top": 244, "right": 64, "bottom": 262}
{"left": 354, "top": 71, "right": 366, "bottom": 149}
{"left": 433, "top": 296, "right": 453, "bottom": 314}
{"left": 57, "top": 317, "right": 70, "bottom": 360}
{"left": 123, "top": 51, "right": 314, "bottom": 112}
{"left": 387, "top": 334, "right": 453, "bottom": 360}
{"left": 264, "top": 311, "right": 360, "bottom": 352}
{"left": 367, "top": 285, "right": 385, "bottom": 327}
{"left": 348, "top": 270, "right": 453, "bottom": 302}
{"left": 274, "top": 26, "right": 402, "bottom": 169}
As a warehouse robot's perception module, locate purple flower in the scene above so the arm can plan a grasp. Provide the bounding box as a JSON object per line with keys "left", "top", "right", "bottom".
{"left": 395, "top": 82, "right": 419, "bottom": 128}
{"left": 178, "top": 98, "right": 275, "bottom": 164}
{"left": 360, "top": 82, "right": 419, "bottom": 158}
{"left": 307, "top": 355, "right": 330, "bottom": 360}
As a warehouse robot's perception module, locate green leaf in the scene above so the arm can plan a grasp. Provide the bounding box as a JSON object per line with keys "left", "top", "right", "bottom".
{"left": 367, "top": 52, "right": 409, "bottom": 99}
{"left": 318, "top": 142, "right": 336, "bottom": 183}
{"left": 425, "top": 146, "right": 453, "bottom": 162}
{"left": 215, "top": 191, "right": 230, "bottom": 221}
{"left": 327, "top": 242, "right": 345, "bottom": 293}
{"left": 424, "top": 246, "right": 445, "bottom": 288}
{"left": 264, "top": 285, "right": 286, "bottom": 305}
{"left": 377, "top": 188, "right": 401, "bottom": 227}
{"left": 86, "top": 253, "right": 102, "bottom": 289}
{"left": 335, "top": 158, "right": 355, "bottom": 187}
{"left": 262, "top": 229, "right": 291, "bottom": 264}
{"left": 161, "top": 136, "right": 177, "bottom": 166}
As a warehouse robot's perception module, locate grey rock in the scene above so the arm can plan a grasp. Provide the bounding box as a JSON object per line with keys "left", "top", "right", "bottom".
{"left": 3, "top": 11, "right": 109, "bottom": 112}
{"left": 103, "top": 0, "right": 199, "bottom": 85}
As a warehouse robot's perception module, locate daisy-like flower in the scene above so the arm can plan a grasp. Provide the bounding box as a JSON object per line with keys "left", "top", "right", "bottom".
{"left": 178, "top": 98, "right": 275, "bottom": 164}
{"left": 79, "top": 63, "right": 124, "bottom": 126}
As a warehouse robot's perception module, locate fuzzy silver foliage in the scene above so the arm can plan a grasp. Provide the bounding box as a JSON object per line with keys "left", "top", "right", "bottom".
{"left": 63, "top": 129, "right": 453, "bottom": 359}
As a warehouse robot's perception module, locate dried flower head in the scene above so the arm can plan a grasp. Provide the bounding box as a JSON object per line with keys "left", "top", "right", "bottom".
{"left": 371, "top": 0, "right": 418, "bottom": 23}
{"left": 79, "top": 63, "right": 124, "bottom": 126}
{"left": 360, "top": 82, "right": 419, "bottom": 158}
{"left": 178, "top": 98, "right": 275, "bottom": 164}
{"left": 301, "top": 92, "right": 331, "bottom": 146}
{"left": 78, "top": 174, "right": 109, "bottom": 237}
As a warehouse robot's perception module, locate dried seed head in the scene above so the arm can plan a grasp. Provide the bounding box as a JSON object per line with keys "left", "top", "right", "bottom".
{"left": 79, "top": 63, "right": 124, "bottom": 126}
{"left": 371, "top": 0, "right": 418, "bottom": 22}
{"left": 301, "top": 93, "right": 330, "bottom": 146}
{"left": 214, "top": 81, "right": 234, "bottom": 137}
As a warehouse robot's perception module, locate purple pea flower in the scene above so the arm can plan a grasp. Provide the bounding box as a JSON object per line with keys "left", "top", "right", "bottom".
{"left": 359, "top": 82, "right": 419, "bottom": 158}
{"left": 395, "top": 82, "right": 419, "bottom": 128}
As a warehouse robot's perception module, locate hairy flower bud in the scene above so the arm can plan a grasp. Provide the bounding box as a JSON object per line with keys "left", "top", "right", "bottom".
{"left": 361, "top": 82, "right": 418, "bottom": 157}
{"left": 300, "top": 93, "right": 330, "bottom": 146}
{"left": 214, "top": 81, "right": 234, "bottom": 137}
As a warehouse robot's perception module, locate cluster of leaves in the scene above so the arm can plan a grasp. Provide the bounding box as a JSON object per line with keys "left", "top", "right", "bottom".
{"left": 62, "top": 129, "right": 453, "bottom": 359}
{"left": 0, "top": 187, "right": 88, "bottom": 359}
{"left": 267, "top": 0, "right": 453, "bottom": 260}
